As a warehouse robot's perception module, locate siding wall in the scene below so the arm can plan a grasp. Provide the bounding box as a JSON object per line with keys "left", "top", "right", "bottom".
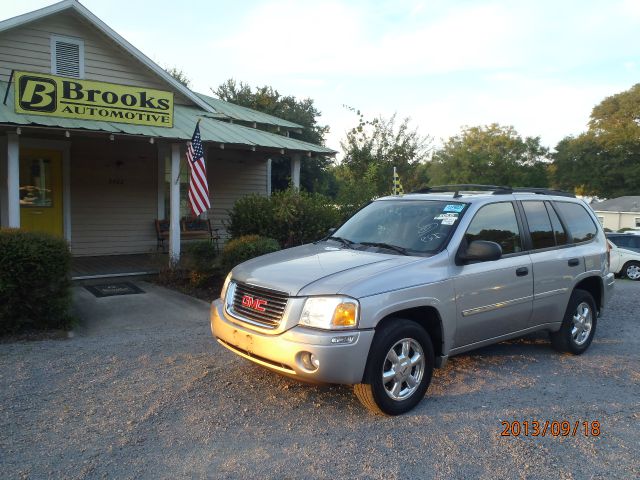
{"left": 595, "top": 211, "right": 640, "bottom": 231}
{"left": 0, "top": 10, "right": 190, "bottom": 104}
{"left": 70, "top": 138, "right": 157, "bottom": 256}
{"left": 207, "top": 149, "right": 269, "bottom": 240}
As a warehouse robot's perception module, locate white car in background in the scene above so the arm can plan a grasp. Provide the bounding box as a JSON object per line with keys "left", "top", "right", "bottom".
{"left": 608, "top": 241, "right": 640, "bottom": 280}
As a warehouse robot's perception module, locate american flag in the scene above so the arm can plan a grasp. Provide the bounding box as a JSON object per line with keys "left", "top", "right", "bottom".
{"left": 186, "top": 122, "right": 210, "bottom": 216}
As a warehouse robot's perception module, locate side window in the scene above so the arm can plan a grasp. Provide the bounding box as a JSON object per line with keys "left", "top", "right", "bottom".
{"left": 613, "top": 236, "right": 629, "bottom": 247}
{"left": 554, "top": 202, "right": 598, "bottom": 243}
{"left": 465, "top": 202, "right": 522, "bottom": 255}
{"left": 522, "top": 201, "right": 554, "bottom": 249}
{"left": 546, "top": 202, "right": 568, "bottom": 246}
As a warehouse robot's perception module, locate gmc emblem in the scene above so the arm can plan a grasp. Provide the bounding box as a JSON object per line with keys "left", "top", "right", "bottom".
{"left": 242, "top": 294, "right": 267, "bottom": 312}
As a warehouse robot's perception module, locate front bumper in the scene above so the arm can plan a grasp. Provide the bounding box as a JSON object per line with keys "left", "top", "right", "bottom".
{"left": 210, "top": 299, "right": 374, "bottom": 384}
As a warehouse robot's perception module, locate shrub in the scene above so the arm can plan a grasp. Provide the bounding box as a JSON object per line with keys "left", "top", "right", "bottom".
{"left": 227, "top": 188, "right": 342, "bottom": 247}
{"left": 0, "top": 229, "right": 72, "bottom": 333}
{"left": 182, "top": 240, "right": 220, "bottom": 287}
{"left": 220, "top": 235, "right": 280, "bottom": 272}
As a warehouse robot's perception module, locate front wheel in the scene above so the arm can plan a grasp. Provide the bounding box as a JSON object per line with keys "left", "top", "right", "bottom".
{"left": 623, "top": 261, "right": 640, "bottom": 281}
{"left": 550, "top": 289, "right": 597, "bottom": 354}
{"left": 354, "top": 319, "right": 434, "bottom": 415}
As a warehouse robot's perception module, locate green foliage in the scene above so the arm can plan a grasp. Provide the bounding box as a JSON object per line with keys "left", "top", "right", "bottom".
{"left": 552, "top": 84, "right": 640, "bottom": 197}
{"left": 164, "top": 66, "right": 191, "bottom": 87}
{"left": 213, "top": 79, "right": 334, "bottom": 193}
{"left": 183, "top": 241, "right": 219, "bottom": 287}
{"left": 334, "top": 111, "right": 431, "bottom": 209}
{"left": 0, "top": 229, "right": 72, "bottom": 333}
{"left": 227, "top": 188, "right": 342, "bottom": 247}
{"left": 220, "top": 235, "right": 280, "bottom": 272}
{"left": 429, "top": 124, "right": 550, "bottom": 187}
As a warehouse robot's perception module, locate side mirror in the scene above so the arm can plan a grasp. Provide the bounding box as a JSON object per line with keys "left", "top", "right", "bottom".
{"left": 327, "top": 227, "right": 337, "bottom": 235}
{"left": 457, "top": 240, "right": 502, "bottom": 264}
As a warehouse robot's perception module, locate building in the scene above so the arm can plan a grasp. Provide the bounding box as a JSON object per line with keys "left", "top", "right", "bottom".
{"left": 0, "top": 0, "right": 334, "bottom": 267}
{"left": 591, "top": 196, "right": 640, "bottom": 231}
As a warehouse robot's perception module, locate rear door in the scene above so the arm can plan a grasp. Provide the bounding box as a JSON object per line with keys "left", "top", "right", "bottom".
{"left": 519, "top": 200, "right": 581, "bottom": 327}
{"left": 452, "top": 201, "right": 533, "bottom": 348}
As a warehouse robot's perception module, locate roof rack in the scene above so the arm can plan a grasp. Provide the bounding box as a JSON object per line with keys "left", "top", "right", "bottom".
{"left": 411, "top": 185, "right": 575, "bottom": 198}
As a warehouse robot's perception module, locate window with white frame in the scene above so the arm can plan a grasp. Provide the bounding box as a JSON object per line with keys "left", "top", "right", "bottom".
{"left": 50, "top": 35, "right": 84, "bottom": 78}
{"left": 635, "top": 217, "right": 640, "bottom": 228}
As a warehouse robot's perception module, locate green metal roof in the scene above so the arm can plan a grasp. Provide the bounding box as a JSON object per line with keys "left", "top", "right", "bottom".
{"left": 195, "top": 92, "right": 304, "bottom": 130}
{"left": 0, "top": 81, "right": 335, "bottom": 154}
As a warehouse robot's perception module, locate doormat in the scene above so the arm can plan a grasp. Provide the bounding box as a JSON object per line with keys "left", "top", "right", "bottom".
{"left": 85, "top": 282, "right": 145, "bottom": 298}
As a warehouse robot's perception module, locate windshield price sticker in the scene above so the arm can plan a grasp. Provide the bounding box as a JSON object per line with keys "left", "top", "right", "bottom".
{"left": 443, "top": 204, "right": 465, "bottom": 213}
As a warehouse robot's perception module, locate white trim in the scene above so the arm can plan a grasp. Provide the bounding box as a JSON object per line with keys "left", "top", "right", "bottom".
{"left": 593, "top": 210, "right": 640, "bottom": 215}
{"left": 20, "top": 137, "right": 72, "bottom": 241}
{"left": 0, "top": 0, "right": 214, "bottom": 113}
{"left": 50, "top": 34, "right": 85, "bottom": 78}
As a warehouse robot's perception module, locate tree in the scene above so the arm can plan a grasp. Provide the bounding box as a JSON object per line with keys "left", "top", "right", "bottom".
{"left": 213, "top": 79, "right": 333, "bottom": 193}
{"left": 552, "top": 84, "right": 640, "bottom": 197}
{"left": 164, "top": 67, "right": 191, "bottom": 88}
{"left": 429, "top": 124, "right": 550, "bottom": 187}
{"left": 335, "top": 111, "right": 432, "bottom": 213}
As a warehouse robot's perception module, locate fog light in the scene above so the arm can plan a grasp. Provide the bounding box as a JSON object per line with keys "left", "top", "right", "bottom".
{"left": 331, "top": 335, "right": 356, "bottom": 344}
{"left": 299, "top": 351, "right": 319, "bottom": 372}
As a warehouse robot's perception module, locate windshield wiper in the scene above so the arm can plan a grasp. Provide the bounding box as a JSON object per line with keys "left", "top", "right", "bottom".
{"left": 359, "top": 242, "right": 409, "bottom": 255}
{"left": 327, "top": 236, "right": 356, "bottom": 248}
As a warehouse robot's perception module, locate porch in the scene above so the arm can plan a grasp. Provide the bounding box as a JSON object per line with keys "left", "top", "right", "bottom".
{"left": 71, "top": 253, "right": 161, "bottom": 280}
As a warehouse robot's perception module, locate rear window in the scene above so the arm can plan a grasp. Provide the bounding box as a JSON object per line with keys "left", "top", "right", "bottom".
{"left": 554, "top": 202, "right": 598, "bottom": 243}
{"left": 522, "top": 201, "right": 555, "bottom": 249}
{"left": 547, "top": 202, "right": 568, "bottom": 246}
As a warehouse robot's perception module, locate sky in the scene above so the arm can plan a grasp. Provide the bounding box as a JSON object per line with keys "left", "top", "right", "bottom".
{"left": 3, "top": 0, "right": 640, "bottom": 155}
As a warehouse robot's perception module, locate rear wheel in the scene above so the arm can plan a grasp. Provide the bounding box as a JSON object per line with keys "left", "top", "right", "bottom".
{"left": 354, "top": 319, "right": 434, "bottom": 415}
{"left": 623, "top": 261, "right": 640, "bottom": 281}
{"left": 550, "top": 289, "right": 597, "bottom": 354}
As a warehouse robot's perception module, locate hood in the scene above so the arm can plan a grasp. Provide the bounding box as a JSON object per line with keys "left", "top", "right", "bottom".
{"left": 231, "top": 243, "right": 420, "bottom": 296}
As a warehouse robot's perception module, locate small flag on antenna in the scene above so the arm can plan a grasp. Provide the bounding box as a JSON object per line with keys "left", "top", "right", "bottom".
{"left": 393, "top": 167, "right": 404, "bottom": 195}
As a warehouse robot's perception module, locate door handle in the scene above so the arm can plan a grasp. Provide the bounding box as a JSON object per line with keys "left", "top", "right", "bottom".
{"left": 568, "top": 258, "right": 580, "bottom": 267}
{"left": 516, "top": 267, "right": 529, "bottom": 276}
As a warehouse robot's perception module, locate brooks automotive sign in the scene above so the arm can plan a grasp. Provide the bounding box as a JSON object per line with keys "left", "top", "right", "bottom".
{"left": 14, "top": 71, "right": 174, "bottom": 127}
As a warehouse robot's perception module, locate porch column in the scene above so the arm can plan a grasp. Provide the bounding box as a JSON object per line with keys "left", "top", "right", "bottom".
{"left": 290, "top": 153, "right": 301, "bottom": 190}
{"left": 169, "top": 143, "right": 181, "bottom": 264}
{"left": 266, "top": 158, "right": 272, "bottom": 195}
{"left": 157, "top": 144, "right": 168, "bottom": 220}
{"left": 6, "top": 133, "right": 20, "bottom": 228}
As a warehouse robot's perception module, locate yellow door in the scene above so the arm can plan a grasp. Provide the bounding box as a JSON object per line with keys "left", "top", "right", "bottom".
{"left": 19, "top": 149, "right": 63, "bottom": 237}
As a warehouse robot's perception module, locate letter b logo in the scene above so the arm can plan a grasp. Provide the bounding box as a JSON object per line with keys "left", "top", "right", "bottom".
{"left": 18, "top": 76, "right": 57, "bottom": 112}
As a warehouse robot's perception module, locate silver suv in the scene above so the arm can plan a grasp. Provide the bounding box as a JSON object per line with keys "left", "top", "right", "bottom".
{"left": 211, "top": 186, "right": 615, "bottom": 415}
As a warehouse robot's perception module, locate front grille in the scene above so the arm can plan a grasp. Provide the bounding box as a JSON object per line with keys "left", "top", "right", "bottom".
{"left": 230, "top": 282, "right": 288, "bottom": 329}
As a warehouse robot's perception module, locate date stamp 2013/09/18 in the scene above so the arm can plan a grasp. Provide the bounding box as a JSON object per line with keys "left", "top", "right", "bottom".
{"left": 500, "top": 420, "right": 601, "bottom": 437}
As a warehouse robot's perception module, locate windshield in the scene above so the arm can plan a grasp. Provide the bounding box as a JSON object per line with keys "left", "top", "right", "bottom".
{"left": 331, "top": 199, "right": 467, "bottom": 255}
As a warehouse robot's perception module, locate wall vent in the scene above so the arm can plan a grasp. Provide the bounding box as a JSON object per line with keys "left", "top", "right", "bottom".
{"left": 51, "top": 35, "right": 84, "bottom": 78}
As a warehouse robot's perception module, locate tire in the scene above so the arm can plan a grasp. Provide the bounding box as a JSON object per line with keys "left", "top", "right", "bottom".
{"left": 354, "top": 319, "right": 434, "bottom": 415}
{"left": 550, "top": 289, "right": 597, "bottom": 354}
{"left": 622, "top": 261, "right": 640, "bottom": 281}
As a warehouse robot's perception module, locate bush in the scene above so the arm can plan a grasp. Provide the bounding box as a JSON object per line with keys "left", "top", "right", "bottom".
{"left": 220, "top": 235, "right": 280, "bottom": 272}
{"left": 182, "top": 240, "right": 220, "bottom": 287}
{"left": 0, "top": 229, "right": 72, "bottom": 333}
{"left": 227, "top": 188, "right": 342, "bottom": 247}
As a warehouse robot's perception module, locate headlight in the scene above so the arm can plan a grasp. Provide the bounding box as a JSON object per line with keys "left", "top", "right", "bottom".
{"left": 220, "top": 272, "right": 232, "bottom": 300}
{"left": 299, "top": 296, "right": 359, "bottom": 330}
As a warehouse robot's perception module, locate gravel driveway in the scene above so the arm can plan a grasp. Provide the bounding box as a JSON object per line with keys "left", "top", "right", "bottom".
{"left": 1, "top": 280, "right": 638, "bottom": 479}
